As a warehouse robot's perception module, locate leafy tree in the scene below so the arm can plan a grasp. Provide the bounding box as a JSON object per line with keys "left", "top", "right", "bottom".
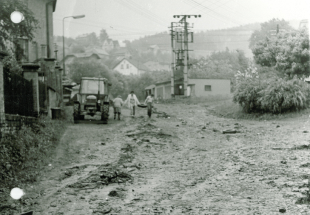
{"left": 76, "top": 32, "right": 100, "bottom": 48}
{"left": 2, "top": 50, "right": 23, "bottom": 75}
{"left": 68, "top": 59, "right": 113, "bottom": 83}
{"left": 189, "top": 50, "right": 249, "bottom": 79}
{"left": 276, "top": 29, "right": 309, "bottom": 77}
{"left": 0, "top": 0, "right": 39, "bottom": 50}
{"left": 126, "top": 72, "right": 155, "bottom": 99}
{"left": 99, "top": 29, "right": 109, "bottom": 43}
{"left": 252, "top": 28, "right": 309, "bottom": 77}
{"left": 71, "top": 44, "right": 85, "bottom": 53}
{"left": 249, "top": 18, "right": 293, "bottom": 49}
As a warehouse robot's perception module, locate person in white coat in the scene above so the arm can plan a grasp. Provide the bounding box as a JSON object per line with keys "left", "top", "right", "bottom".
{"left": 124, "top": 91, "right": 140, "bottom": 117}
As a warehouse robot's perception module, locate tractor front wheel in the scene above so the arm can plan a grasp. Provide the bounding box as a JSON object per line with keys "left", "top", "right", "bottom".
{"left": 73, "top": 103, "right": 80, "bottom": 121}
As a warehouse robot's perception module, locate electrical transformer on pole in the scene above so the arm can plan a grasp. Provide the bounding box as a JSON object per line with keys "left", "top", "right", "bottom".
{"left": 172, "top": 15, "right": 201, "bottom": 97}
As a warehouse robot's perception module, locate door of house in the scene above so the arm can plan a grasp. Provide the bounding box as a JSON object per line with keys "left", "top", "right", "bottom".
{"left": 175, "top": 84, "right": 184, "bottom": 95}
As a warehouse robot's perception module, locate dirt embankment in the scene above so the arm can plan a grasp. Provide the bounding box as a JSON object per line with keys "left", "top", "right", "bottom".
{"left": 5, "top": 104, "right": 310, "bottom": 214}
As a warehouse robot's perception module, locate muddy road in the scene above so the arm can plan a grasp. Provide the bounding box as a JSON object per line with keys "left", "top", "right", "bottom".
{"left": 20, "top": 103, "right": 310, "bottom": 214}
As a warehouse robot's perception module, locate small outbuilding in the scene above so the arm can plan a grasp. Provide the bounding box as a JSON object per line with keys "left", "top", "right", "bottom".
{"left": 147, "top": 78, "right": 231, "bottom": 99}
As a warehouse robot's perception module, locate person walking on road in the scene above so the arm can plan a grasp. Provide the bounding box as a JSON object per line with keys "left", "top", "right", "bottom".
{"left": 113, "top": 95, "right": 124, "bottom": 120}
{"left": 124, "top": 91, "right": 140, "bottom": 117}
{"left": 144, "top": 94, "right": 154, "bottom": 118}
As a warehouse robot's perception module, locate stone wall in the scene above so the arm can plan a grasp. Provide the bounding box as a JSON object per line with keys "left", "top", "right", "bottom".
{"left": 0, "top": 113, "right": 38, "bottom": 138}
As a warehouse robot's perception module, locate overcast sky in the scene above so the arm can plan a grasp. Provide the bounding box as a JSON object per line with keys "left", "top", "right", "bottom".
{"left": 53, "top": 0, "right": 310, "bottom": 43}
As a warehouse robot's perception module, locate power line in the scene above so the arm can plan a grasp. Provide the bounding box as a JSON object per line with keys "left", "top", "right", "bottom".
{"left": 185, "top": 0, "right": 241, "bottom": 25}
{"left": 116, "top": 0, "right": 167, "bottom": 28}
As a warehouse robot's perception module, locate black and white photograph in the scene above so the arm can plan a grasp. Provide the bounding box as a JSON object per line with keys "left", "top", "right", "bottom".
{"left": 0, "top": 0, "right": 309, "bottom": 214}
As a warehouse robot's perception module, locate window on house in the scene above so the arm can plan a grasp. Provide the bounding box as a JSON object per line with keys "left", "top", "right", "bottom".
{"left": 205, "top": 85, "right": 211, "bottom": 91}
{"left": 127, "top": 64, "right": 129, "bottom": 69}
{"left": 121, "top": 65, "right": 123, "bottom": 69}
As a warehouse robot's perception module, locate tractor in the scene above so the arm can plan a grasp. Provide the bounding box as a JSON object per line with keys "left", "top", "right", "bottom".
{"left": 73, "top": 77, "right": 111, "bottom": 124}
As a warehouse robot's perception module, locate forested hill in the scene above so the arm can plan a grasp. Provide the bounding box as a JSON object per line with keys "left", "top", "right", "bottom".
{"left": 130, "top": 23, "right": 261, "bottom": 58}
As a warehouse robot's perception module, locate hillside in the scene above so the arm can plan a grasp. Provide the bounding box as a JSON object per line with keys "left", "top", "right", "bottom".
{"left": 130, "top": 21, "right": 301, "bottom": 59}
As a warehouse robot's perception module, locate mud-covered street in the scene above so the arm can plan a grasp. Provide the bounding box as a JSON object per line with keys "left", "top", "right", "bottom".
{"left": 17, "top": 102, "right": 310, "bottom": 215}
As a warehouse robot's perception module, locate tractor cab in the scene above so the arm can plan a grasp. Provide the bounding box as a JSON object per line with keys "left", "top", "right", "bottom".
{"left": 73, "top": 77, "right": 111, "bottom": 123}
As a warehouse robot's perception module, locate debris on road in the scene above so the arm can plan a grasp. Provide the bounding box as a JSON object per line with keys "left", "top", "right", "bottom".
{"left": 212, "top": 128, "right": 220, "bottom": 132}
{"left": 66, "top": 165, "right": 133, "bottom": 190}
{"left": 222, "top": 129, "right": 240, "bottom": 134}
{"left": 156, "top": 112, "right": 170, "bottom": 118}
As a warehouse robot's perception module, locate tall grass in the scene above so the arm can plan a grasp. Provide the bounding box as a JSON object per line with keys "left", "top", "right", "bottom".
{"left": 233, "top": 76, "right": 310, "bottom": 114}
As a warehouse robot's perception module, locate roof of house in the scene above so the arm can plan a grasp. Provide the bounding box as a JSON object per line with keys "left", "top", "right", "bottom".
{"left": 145, "top": 84, "right": 156, "bottom": 90}
{"left": 112, "top": 47, "right": 129, "bottom": 54}
{"left": 113, "top": 40, "right": 120, "bottom": 46}
{"left": 112, "top": 58, "right": 150, "bottom": 72}
{"left": 155, "top": 78, "right": 183, "bottom": 85}
{"left": 103, "top": 39, "right": 113, "bottom": 43}
{"left": 53, "top": 0, "right": 57, "bottom": 12}
{"left": 87, "top": 48, "right": 109, "bottom": 56}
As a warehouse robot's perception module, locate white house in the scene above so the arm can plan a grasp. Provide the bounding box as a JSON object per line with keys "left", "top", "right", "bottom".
{"left": 112, "top": 58, "right": 149, "bottom": 75}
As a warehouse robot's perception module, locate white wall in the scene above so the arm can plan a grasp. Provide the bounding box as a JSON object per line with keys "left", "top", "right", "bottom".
{"left": 188, "top": 79, "right": 231, "bottom": 96}
{"left": 114, "top": 59, "right": 139, "bottom": 75}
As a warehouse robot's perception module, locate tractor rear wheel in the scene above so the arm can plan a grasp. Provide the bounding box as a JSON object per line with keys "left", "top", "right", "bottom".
{"left": 101, "top": 102, "right": 110, "bottom": 124}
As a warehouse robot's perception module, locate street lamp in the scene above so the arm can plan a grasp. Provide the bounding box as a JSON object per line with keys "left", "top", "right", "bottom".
{"left": 62, "top": 14, "right": 85, "bottom": 78}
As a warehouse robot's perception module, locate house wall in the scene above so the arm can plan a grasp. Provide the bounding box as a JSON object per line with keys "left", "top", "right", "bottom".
{"left": 156, "top": 87, "right": 164, "bottom": 99}
{"left": 188, "top": 79, "right": 231, "bottom": 96}
{"left": 48, "top": 89, "right": 57, "bottom": 117}
{"left": 27, "top": 0, "right": 55, "bottom": 61}
{"left": 154, "top": 79, "right": 231, "bottom": 99}
{"left": 102, "top": 40, "right": 114, "bottom": 51}
{"left": 114, "top": 59, "right": 138, "bottom": 75}
{"left": 164, "top": 85, "right": 171, "bottom": 99}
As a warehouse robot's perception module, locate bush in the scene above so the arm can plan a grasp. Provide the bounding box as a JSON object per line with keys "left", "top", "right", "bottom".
{"left": 0, "top": 117, "right": 67, "bottom": 188}
{"left": 233, "top": 79, "right": 267, "bottom": 113}
{"left": 233, "top": 76, "right": 310, "bottom": 114}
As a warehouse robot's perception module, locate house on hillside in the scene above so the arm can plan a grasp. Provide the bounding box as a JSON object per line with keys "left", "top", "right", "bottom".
{"left": 147, "top": 45, "right": 159, "bottom": 54}
{"left": 113, "top": 40, "right": 120, "bottom": 49}
{"left": 76, "top": 34, "right": 88, "bottom": 44}
{"left": 299, "top": 19, "right": 309, "bottom": 30}
{"left": 14, "top": 0, "right": 57, "bottom": 62}
{"left": 84, "top": 47, "right": 109, "bottom": 59}
{"left": 111, "top": 47, "right": 132, "bottom": 59}
{"left": 112, "top": 58, "right": 149, "bottom": 75}
{"left": 102, "top": 39, "right": 114, "bottom": 51}
{"left": 144, "top": 61, "right": 171, "bottom": 71}
{"left": 60, "top": 50, "right": 109, "bottom": 76}
{"left": 147, "top": 78, "right": 231, "bottom": 99}
{"left": 102, "top": 39, "right": 120, "bottom": 51}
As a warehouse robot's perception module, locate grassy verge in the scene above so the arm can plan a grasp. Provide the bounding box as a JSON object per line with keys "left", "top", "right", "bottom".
{"left": 157, "top": 94, "right": 310, "bottom": 121}
{"left": 0, "top": 116, "right": 69, "bottom": 212}
{"left": 208, "top": 99, "right": 310, "bottom": 120}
